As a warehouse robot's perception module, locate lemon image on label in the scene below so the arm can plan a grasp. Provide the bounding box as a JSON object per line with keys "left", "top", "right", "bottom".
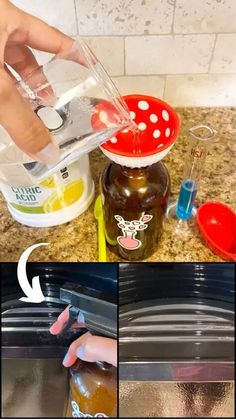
{"left": 40, "top": 177, "right": 57, "bottom": 188}
{"left": 43, "top": 180, "right": 84, "bottom": 213}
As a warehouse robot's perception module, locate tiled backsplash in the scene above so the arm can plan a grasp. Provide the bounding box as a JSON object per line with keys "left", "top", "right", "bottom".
{"left": 12, "top": 0, "right": 236, "bottom": 106}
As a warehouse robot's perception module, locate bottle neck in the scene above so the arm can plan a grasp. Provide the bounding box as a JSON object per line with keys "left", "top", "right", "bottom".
{"left": 70, "top": 360, "right": 114, "bottom": 377}
{"left": 96, "top": 361, "right": 113, "bottom": 371}
{"left": 120, "top": 165, "right": 148, "bottom": 177}
{"left": 115, "top": 165, "right": 148, "bottom": 189}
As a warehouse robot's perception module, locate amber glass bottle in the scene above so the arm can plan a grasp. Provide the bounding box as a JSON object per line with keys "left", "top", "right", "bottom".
{"left": 101, "top": 160, "right": 170, "bottom": 260}
{"left": 65, "top": 360, "right": 117, "bottom": 417}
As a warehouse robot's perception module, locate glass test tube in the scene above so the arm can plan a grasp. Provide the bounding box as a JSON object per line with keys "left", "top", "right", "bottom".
{"left": 176, "top": 125, "right": 216, "bottom": 220}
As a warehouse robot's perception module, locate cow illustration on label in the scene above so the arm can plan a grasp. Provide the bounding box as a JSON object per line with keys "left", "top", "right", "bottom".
{"left": 114, "top": 214, "right": 153, "bottom": 250}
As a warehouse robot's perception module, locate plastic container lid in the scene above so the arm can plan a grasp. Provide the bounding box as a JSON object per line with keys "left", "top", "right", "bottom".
{"left": 92, "top": 94, "right": 180, "bottom": 167}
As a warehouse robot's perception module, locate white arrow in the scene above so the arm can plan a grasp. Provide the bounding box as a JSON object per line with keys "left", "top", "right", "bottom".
{"left": 17, "top": 243, "right": 49, "bottom": 303}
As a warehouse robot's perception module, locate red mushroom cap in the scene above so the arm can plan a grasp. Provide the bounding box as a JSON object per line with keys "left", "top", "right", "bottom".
{"left": 92, "top": 94, "right": 180, "bottom": 158}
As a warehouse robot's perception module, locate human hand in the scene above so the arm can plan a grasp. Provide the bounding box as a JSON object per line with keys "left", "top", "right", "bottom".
{"left": 0, "top": 0, "right": 73, "bottom": 163}
{"left": 50, "top": 306, "right": 117, "bottom": 367}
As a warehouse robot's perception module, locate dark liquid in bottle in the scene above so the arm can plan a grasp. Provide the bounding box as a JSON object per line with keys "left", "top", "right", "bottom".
{"left": 101, "top": 161, "right": 170, "bottom": 260}
{"left": 65, "top": 361, "right": 117, "bottom": 417}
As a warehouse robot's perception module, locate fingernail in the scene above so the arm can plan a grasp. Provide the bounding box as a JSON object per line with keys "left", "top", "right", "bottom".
{"left": 77, "top": 312, "right": 85, "bottom": 323}
{"left": 76, "top": 347, "right": 85, "bottom": 359}
{"left": 58, "top": 306, "right": 70, "bottom": 321}
{"left": 49, "top": 324, "right": 56, "bottom": 334}
{"left": 35, "top": 141, "right": 59, "bottom": 164}
{"left": 49, "top": 321, "right": 60, "bottom": 335}
{"left": 63, "top": 353, "right": 70, "bottom": 366}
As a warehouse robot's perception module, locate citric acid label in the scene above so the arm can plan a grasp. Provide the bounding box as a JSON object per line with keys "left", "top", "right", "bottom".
{"left": 1, "top": 162, "right": 84, "bottom": 214}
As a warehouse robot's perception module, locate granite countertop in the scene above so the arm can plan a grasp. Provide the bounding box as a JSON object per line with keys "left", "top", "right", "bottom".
{"left": 0, "top": 107, "right": 235, "bottom": 262}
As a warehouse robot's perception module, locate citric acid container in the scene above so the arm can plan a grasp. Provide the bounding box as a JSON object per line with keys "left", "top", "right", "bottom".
{"left": 0, "top": 155, "right": 94, "bottom": 227}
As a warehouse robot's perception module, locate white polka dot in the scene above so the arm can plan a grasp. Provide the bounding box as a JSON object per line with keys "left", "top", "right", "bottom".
{"left": 130, "top": 111, "right": 136, "bottom": 120}
{"left": 162, "top": 109, "right": 169, "bottom": 121}
{"left": 150, "top": 113, "right": 158, "bottom": 123}
{"left": 153, "top": 129, "right": 161, "bottom": 139}
{"left": 138, "top": 122, "right": 147, "bottom": 131}
{"left": 157, "top": 143, "right": 164, "bottom": 148}
{"left": 165, "top": 127, "right": 171, "bottom": 137}
{"left": 122, "top": 129, "right": 129, "bottom": 133}
{"left": 110, "top": 137, "right": 118, "bottom": 143}
{"left": 138, "top": 100, "right": 149, "bottom": 110}
{"left": 99, "top": 111, "right": 109, "bottom": 125}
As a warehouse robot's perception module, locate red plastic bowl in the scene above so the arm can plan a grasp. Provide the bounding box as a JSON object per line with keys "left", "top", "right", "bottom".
{"left": 197, "top": 201, "right": 236, "bottom": 261}
{"left": 92, "top": 94, "right": 180, "bottom": 157}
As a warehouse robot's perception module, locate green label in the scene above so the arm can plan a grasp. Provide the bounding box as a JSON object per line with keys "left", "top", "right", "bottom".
{"left": 10, "top": 203, "right": 45, "bottom": 214}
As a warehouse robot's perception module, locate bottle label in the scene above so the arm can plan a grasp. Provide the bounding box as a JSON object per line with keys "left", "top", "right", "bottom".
{"left": 71, "top": 400, "right": 107, "bottom": 417}
{"left": 114, "top": 214, "right": 153, "bottom": 250}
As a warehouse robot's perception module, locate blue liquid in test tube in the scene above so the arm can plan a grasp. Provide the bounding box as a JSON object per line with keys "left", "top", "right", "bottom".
{"left": 176, "top": 179, "right": 197, "bottom": 220}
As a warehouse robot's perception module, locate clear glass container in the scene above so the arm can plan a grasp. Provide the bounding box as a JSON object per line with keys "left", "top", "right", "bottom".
{"left": 0, "top": 37, "right": 133, "bottom": 187}
{"left": 164, "top": 125, "right": 216, "bottom": 240}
